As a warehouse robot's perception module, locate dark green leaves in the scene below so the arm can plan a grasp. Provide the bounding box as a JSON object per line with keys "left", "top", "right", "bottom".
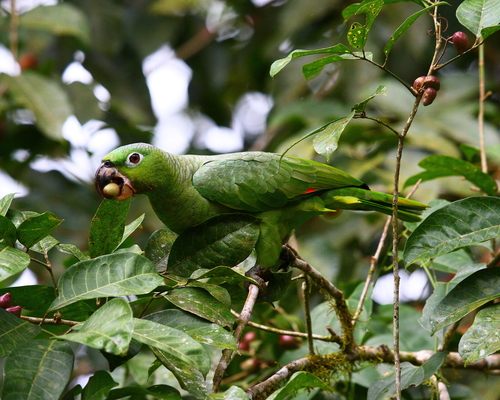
{"left": 1, "top": 340, "right": 74, "bottom": 400}
{"left": 88, "top": 198, "right": 132, "bottom": 258}
{"left": 49, "top": 253, "right": 163, "bottom": 310}
{"left": 404, "top": 155, "right": 498, "bottom": 196}
{"left": 17, "top": 211, "right": 63, "bottom": 249}
{"left": 166, "top": 214, "right": 260, "bottom": 277}
{"left": 404, "top": 197, "right": 500, "bottom": 265}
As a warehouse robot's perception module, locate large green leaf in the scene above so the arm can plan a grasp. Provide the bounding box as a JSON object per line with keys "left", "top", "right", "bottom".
{"left": 144, "top": 228, "right": 178, "bottom": 270}
{"left": 0, "top": 216, "right": 17, "bottom": 246}
{"left": 108, "top": 385, "right": 182, "bottom": 400}
{"left": 404, "top": 197, "right": 500, "bottom": 265}
{"left": 367, "top": 352, "right": 446, "bottom": 400}
{"left": 0, "top": 309, "right": 42, "bottom": 357}
{"left": 163, "top": 287, "right": 235, "bottom": 327}
{"left": 55, "top": 298, "right": 133, "bottom": 356}
{"left": 167, "top": 214, "right": 260, "bottom": 276}
{"left": 49, "top": 253, "right": 163, "bottom": 311}
{"left": 19, "top": 3, "right": 91, "bottom": 44}
{"left": 457, "top": 0, "right": 500, "bottom": 40}
{"left": 16, "top": 211, "right": 63, "bottom": 249}
{"left": 1, "top": 340, "right": 74, "bottom": 400}
{"left": 428, "top": 268, "right": 500, "bottom": 333}
{"left": 0, "top": 241, "right": 31, "bottom": 282}
{"left": 404, "top": 155, "right": 498, "bottom": 196}
{"left": 268, "top": 372, "right": 332, "bottom": 400}
{"left": 144, "top": 309, "right": 238, "bottom": 350}
{"left": 270, "top": 44, "right": 353, "bottom": 77}
{"left": 0, "top": 285, "right": 56, "bottom": 312}
{"left": 2, "top": 71, "right": 73, "bottom": 141}
{"left": 459, "top": 304, "right": 500, "bottom": 365}
{"left": 132, "top": 318, "right": 211, "bottom": 375}
{"left": 0, "top": 193, "right": 15, "bottom": 217}
{"left": 88, "top": 198, "right": 131, "bottom": 258}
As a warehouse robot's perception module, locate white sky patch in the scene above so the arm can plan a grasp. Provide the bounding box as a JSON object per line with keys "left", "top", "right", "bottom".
{"left": 31, "top": 116, "right": 120, "bottom": 183}
{"left": 0, "top": 45, "right": 21, "bottom": 76}
{"left": 9, "top": 268, "right": 38, "bottom": 286}
{"left": 152, "top": 113, "right": 195, "bottom": 155}
{"left": 62, "top": 61, "right": 93, "bottom": 84}
{"left": 0, "top": 169, "right": 29, "bottom": 198}
{"left": 0, "top": 0, "right": 57, "bottom": 14}
{"left": 372, "top": 269, "right": 430, "bottom": 305}
{"left": 234, "top": 91, "right": 273, "bottom": 138}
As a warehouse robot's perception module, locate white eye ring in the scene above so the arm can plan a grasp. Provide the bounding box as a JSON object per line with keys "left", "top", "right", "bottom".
{"left": 126, "top": 152, "right": 143, "bottom": 168}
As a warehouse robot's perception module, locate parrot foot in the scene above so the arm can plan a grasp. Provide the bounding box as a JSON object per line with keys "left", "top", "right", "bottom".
{"left": 244, "top": 264, "right": 271, "bottom": 296}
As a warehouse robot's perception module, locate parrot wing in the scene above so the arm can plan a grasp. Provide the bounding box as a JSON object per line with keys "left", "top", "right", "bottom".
{"left": 192, "top": 152, "right": 366, "bottom": 212}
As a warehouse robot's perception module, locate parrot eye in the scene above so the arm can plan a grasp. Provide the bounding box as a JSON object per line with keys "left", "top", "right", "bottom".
{"left": 126, "top": 152, "right": 143, "bottom": 167}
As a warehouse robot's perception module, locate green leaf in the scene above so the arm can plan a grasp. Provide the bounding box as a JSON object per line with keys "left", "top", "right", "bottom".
{"left": 367, "top": 352, "right": 446, "bottom": 400}
{"left": 19, "top": 3, "right": 91, "bottom": 44}
{"left": 163, "top": 287, "right": 235, "bottom": 327}
{"left": 81, "top": 370, "right": 118, "bottom": 400}
{"left": 270, "top": 44, "right": 352, "bottom": 77}
{"left": 54, "top": 298, "right": 133, "bottom": 356}
{"left": 0, "top": 308, "right": 42, "bottom": 357}
{"left": 312, "top": 112, "right": 355, "bottom": 162}
{"left": 352, "top": 85, "right": 386, "bottom": 113}
{"left": 144, "top": 309, "right": 238, "bottom": 350}
{"left": 88, "top": 198, "right": 131, "bottom": 258}
{"left": 119, "top": 213, "right": 145, "bottom": 249}
{"left": 208, "top": 386, "right": 249, "bottom": 400}
{"left": 383, "top": 2, "right": 449, "bottom": 58}
{"left": 457, "top": 0, "right": 500, "bottom": 40}
{"left": 133, "top": 318, "right": 211, "bottom": 375}
{"left": 167, "top": 214, "right": 260, "bottom": 277}
{"left": 144, "top": 228, "right": 178, "bottom": 270}
{"left": 459, "top": 304, "right": 500, "bottom": 364}
{"left": 31, "top": 235, "right": 60, "bottom": 255}
{"left": 151, "top": 347, "right": 210, "bottom": 399}
{"left": 16, "top": 211, "right": 63, "bottom": 249}
{"left": 268, "top": 371, "right": 333, "bottom": 400}
{"left": 49, "top": 253, "right": 163, "bottom": 311}
{"left": 2, "top": 71, "right": 73, "bottom": 141}
{"left": 0, "top": 241, "right": 31, "bottom": 282}
{"left": 187, "top": 281, "right": 232, "bottom": 307}
{"left": 0, "top": 285, "right": 56, "bottom": 312}
{"left": 404, "top": 155, "right": 498, "bottom": 196}
{"left": 1, "top": 340, "right": 74, "bottom": 400}
{"left": 0, "top": 193, "right": 15, "bottom": 217}
{"left": 345, "top": 0, "right": 384, "bottom": 50}
{"left": 56, "top": 243, "right": 90, "bottom": 261}
{"left": 0, "top": 216, "right": 17, "bottom": 246}
{"left": 108, "top": 385, "right": 182, "bottom": 400}
{"left": 404, "top": 197, "right": 500, "bottom": 265}
{"left": 190, "top": 265, "right": 256, "bottom": 285}
{"left": 301, "top": 52, "right": 367, "bottom": 79}
{"left": 428, "top": 268, "right": 500, "bottom": 333}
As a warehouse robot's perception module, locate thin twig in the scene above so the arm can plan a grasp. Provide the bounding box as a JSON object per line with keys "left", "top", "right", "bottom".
{"left": 21, "top": 315, "right": 79, "bottom": 327}
{"left": 230, "top": 310, "right": 342, "bottom": 344}
{"left": 213, "top": 283, "right": 260, "bottom": 392}
{"left": 302, "top": 275, "right": 314, "bottom": 355}
{"left": 478, "top": 44, "right": 487, "bottom": 174}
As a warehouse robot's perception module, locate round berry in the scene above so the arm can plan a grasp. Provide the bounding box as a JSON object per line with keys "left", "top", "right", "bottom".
{"left": 422, "top": 87, "right": 437, "bottom": 106}
{"left": 452, "top": 31, "right": 469, "bottom": 54}
{"left": 0, "top": 292, "right": 12, "bottom": 309}
{"left": 103, "top": 182, "right": 121, "bottom": 198}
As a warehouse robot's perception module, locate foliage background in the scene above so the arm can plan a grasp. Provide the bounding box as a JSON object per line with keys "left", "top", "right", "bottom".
{"left": 0, "top": 0, "right": 500, "bottom": 398}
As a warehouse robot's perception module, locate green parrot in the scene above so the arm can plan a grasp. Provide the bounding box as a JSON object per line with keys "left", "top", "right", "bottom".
{"left": 95, "top": 143, "right": 426, "bottom": 271}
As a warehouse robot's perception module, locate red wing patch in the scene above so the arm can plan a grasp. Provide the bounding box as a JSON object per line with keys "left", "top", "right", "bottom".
{"left": 302, "top": 188, "right": 318, "bottom": 194}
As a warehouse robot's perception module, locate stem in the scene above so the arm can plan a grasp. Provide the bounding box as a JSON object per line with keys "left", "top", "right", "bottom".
{"left": 212, "top": 283, "right": 260, "bottom": 393}
{"left": 302, "top": 276, "right": 315, "bottom": 355}
{"left": 478, "top": 44, "right": 487, "bottom": 174}
{"left": 9, "top": 0, "right": 18, "bottom": 60}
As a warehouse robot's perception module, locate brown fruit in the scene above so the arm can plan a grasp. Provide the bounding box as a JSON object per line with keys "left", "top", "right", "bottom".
{"left": 0, "top": 292, "right": 12, "bottom": 309}
{"left": 6, "top": 305, "right": 22, "bottom": 317}
{"left": 278, "top": 335, "right": 300, "bottom": 350}
{"left": 423, "top": 75, "right": 440, "bottom": 91}
{"left": 103, "top": 182, "right": 121, "bottom": 198}
{"left": 452, "top": 31, "right": 469, "bottom": 54}
{"left": 422, "top": 87, "right": 437, "bottom": 106}
{"left": 412, "top": 76, "right": 426, "bottom": 91}
{"left": 18, "top": 53, "right": 38, "bottom": 70}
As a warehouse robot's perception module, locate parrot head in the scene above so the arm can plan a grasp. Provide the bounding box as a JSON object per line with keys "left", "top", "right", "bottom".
{"left": 95, "top": 143, "right": 164, "bottom": 201}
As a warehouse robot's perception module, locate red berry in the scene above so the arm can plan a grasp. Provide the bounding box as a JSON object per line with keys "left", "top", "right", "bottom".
{"left": 412, "top": 76, "right": 426, "bottom": 91}
{"left": 243, "top": 331, "right": 257, "bottom": 343}
{"left": 423, "top": 75, "right": 440, "bottom": 91}
{"left": 238, "top": 341, "right": 250, "bottom": 351}
{"left": 6, "top": 306, "right": 22, "bottom": 317}
{"left": 422, "top": 87, "right": 437, "bottom": 106}
{"left": 240, "top": 357, "right": 260, "bottom": 372}
{"left": 278, "top": 335, "right": 300, "bottom": 350}
{"left": 0, "top": 292, "right": 12, "bottom": 309}
{"left": 18, "top": 53, "right": 38, "bottom": 70}
{"left": 452, "top": 31, "right": 469, "bottom": 54}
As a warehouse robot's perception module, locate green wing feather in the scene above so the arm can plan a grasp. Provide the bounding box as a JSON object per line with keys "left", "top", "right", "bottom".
{"left": 192, "top": 152, "right": 366, "bottom": 212}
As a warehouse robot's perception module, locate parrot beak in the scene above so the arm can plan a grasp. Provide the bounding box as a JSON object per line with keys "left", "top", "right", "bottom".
{"left": 95, "top": 160, "right": 136, "bottom": 201}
